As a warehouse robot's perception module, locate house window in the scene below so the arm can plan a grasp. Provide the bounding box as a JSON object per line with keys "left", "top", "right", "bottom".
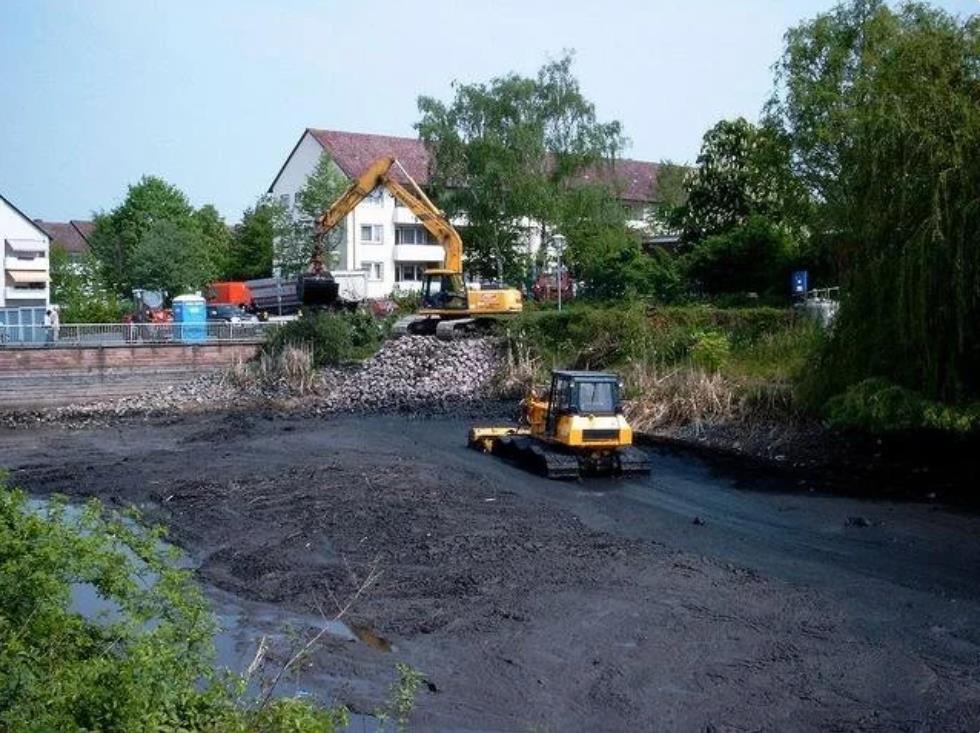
{"left": 362, "top": 262, "right": 384, "bottom": 281}
{"left": 394, "top": 262, "right": 432, "bottom": 283}
{"left": 365, "top": 188, "right": 384, "bottom": 205}
{"left": 394, "top": 226, "right": 436, "bottom": 245}
{"left": 360, "top": 225, "right": 383, "bottom": 244}
{"left": 278, "top": 193, "right": 291, "bottom": 209}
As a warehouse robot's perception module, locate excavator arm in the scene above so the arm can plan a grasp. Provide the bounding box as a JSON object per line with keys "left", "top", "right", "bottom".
{"left": 313, "top": 156, "right": 462, "bottom": 274}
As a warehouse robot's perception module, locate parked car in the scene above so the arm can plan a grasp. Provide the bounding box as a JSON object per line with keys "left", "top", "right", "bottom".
{"left": 206, "top": 304, "right": 259, "bottom": 323}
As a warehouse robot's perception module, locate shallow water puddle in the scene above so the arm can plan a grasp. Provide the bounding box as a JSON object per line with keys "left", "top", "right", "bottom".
{"left": 30, "top": 497, "right": 383, "bottom": 731}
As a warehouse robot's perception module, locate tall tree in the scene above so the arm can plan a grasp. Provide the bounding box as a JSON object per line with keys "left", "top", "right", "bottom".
{"left": 227, "top": 202, "right": 275, "bottom": 281}
{"left": 273, "top": 154, "right": 349, "bottom": 277}
{"left": 193, "top": 204, "right": 233, "bottom": 281}
{"left": 416, "top": 52, "right": 626, "bottom": 282}
{"left": 130, "top": 220, "right": 213, "bottom": 295}
{"left": 769, "top": 0, "right": 980, "bottom": 402}
{"left": 665, "top": 118, "right": 804, "bottom": 246}
{"left": 88, "top": 176, "right": 194, "bottom": 294}
{"left": 647, "top": 159, "right": 688, "bottom": 233}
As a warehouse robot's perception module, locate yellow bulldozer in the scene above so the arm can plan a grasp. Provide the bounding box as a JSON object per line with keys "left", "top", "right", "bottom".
{"left": 304, "top": 156, "right": 523, "bottom": 339}
{"left": 469, "top": 370, "right": 651, "bottom": 479}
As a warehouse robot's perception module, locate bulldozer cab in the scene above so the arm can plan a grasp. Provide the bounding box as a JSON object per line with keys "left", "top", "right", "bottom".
{"left": 421, "top": 269, "right": 468, "bottom": 310}
{"left": 545, "top": 370, "right": 621, "bottom": 436}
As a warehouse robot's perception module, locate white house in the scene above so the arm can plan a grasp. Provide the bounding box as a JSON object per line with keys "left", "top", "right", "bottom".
{"left": 268, "top": 128, "right": 667, "bottom": 298}
{"left": 1, "top": 192, "right": 50, "bottom": 309}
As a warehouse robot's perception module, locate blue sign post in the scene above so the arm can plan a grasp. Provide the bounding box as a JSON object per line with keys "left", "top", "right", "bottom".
{"left": 791, "top": 270, "right": 809, "bottom": 297}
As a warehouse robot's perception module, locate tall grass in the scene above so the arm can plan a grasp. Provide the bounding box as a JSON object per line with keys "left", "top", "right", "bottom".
{"left": 499, "top": 302, "right": 815, "bottom": 428}
{"left": 228, "top": 344, "right": 318, "bottom": 395}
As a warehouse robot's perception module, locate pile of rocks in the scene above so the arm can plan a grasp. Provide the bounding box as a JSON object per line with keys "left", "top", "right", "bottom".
{"left": 317, "top": 336, "right": 501, "bottom": 412}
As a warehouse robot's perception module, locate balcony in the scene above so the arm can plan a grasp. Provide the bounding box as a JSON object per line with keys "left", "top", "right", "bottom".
{"left": 5, "top": 287, "right": 48, "bottom": 301}
{"left": 5, "top": 256, "right": 47, "bottom": 271}
{"left": 392, "top": 206, "right": 420, "bottom": 225}
{"left": 392, "top": 244, "right": 444, "bottom": 262}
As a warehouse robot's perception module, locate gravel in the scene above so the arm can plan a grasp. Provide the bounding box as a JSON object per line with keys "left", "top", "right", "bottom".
{"left": 316, "top": 336, "right": 500, "bottom": 412}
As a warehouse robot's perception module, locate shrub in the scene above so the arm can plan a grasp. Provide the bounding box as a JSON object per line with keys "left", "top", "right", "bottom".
{"left": 390, "top": 289, "right": 422, "bottom": 315}
{"left": 684, "top": 215, "right": 794, "bottom": 296}
{"left": 264, "top": 310, "right": 386, "bottom": 368}
{"left": 825, "top": 378, "right": 980, "bottom": 434}
{"left": 689, "top": 330, "right": 731, "bottom": 372}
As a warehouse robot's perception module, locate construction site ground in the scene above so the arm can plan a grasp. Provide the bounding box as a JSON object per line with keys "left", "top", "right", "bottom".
{"left": 4, "top": 410, "right": 979, "bottom": 732}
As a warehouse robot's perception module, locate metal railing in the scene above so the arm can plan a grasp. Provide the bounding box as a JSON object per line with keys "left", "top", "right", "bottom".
{"left": 0, "top": 321, "right": 282, "bottom": 347}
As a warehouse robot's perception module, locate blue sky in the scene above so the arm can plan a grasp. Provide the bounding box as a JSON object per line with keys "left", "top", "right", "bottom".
{"left": 1, "top": 0, "right": 975, "bottom": 223}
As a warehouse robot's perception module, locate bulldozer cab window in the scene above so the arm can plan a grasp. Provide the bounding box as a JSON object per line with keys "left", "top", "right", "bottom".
{"left": 546, "top": 375, "right": 573, "bottom": 434}
{"left": 576, "top": 380, "right": 617, "bottom": 414}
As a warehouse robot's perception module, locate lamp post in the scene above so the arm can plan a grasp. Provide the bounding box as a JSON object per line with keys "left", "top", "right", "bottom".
{"left": 552, "top": 234, "right": 566, "bottom": 312}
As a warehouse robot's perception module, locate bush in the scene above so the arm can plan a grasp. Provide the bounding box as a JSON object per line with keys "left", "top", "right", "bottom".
{"left": 684, "top": 215, "right": 794, "bottom": 296}
{"left": 390, "top": 290, "right": 422, "bottom": 315}
{"left": 689, "top": 330, "right": 731, "bottom": 372}
{"left": 0, "top": 478, "right": 349, "bottom": 732}
{"left": 505, "top": 303, "right": 803, "bottom": 374}
{"left": 825, "top": 378, "right": 980, "bottom": 434}
{"left": 264, "top": 310, "right": 387, "bottom": 368}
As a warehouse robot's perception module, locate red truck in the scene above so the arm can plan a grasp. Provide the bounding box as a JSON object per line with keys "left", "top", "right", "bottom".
{"left": 205, "top": 282, "right": 254, "bottom": 309}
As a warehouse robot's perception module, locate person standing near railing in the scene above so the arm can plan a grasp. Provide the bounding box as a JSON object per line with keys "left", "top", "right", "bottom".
{"left": 43, "top": 310, "right": 52, "bottom": 344}
{"left": 50, "top": 307, "right": 60, "bottom": 344}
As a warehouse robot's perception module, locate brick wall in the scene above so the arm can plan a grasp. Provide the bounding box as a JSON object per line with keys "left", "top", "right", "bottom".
{"left": 0, "top": 343, "right": 260, "bottom": 408}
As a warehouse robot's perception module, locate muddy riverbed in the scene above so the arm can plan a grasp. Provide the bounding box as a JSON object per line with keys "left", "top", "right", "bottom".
{"left": 3, "top": 410, "right": 979, "bottom": 731}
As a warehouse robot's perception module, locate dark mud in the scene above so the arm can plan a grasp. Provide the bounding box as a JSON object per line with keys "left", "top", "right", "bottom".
{"left": 3, "top": 410, "right": 980, "bottom": 731}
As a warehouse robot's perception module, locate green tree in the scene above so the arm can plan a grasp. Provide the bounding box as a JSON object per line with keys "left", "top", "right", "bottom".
{"left": 49, "top": 246, "right": 125, "bottom": 323}
{"left": 88, "top": 176, "right": 195, "bottom": 295}
{"left": 665, "top": 118, "right": 805, "bottom": 246}
{"left": 227, "top": 202, "right": 276, "bottom": 280}
{"left": 684, "top": 215, "right": 793, "bottom": 295}
{"left": 194, "top": 204, "right": 233, "bottom": 281}
{"left": 130, "top": 220, "right": 213, "bottom": 295}
{"left": 770, "top": 0, "right": 980, "bottom": 403}
{"left": 274, "top": 154, "right": 349, "bottom": 277}
{"left": 416, "top": 52, "right": 626, "bottom": 282}
{"left": 556, "top": 182, "right": 679, "bottom": 301}
{"left": 647, "top": 159, "right": 689, "bottom": 233}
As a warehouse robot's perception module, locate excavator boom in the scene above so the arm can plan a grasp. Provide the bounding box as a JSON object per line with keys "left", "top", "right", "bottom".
{"left": 315, "top": 156, "right": 462, "bottom": 273}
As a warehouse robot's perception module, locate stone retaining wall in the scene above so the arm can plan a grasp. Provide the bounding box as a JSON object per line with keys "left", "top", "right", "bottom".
{"left": 0, "top": 343, "right": 259, "bottom": 408}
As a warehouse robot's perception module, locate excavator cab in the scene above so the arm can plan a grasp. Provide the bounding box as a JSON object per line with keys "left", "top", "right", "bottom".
{"left": 421, "top": 269, "right": 468, "bottom": 310}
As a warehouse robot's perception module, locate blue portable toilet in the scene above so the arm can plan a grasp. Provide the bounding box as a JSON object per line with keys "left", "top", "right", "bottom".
{"left": 172, "top": 294, "right": 206, "bottom": 343}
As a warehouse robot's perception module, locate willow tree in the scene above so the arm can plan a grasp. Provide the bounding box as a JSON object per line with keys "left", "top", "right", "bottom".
{"left": 769, "top": 0, "right": 980, "bottom": 403}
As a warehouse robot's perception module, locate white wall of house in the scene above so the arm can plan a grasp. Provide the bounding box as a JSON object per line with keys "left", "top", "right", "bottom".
{"left": 268, "top": 131, "right": 443, "bottom": 299}
{"left": 0, "top": 196, "right": 50, "bottom": 309}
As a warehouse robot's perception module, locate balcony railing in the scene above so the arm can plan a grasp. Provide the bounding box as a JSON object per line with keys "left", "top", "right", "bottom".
{"left": 4, "top": 256, "right": 47, "bottom": 271}
{"left": 0, "top": 321, "right": 282, "bottom": 347}
{"left": 4, "top": 287, "right": 48, "bottom": 300}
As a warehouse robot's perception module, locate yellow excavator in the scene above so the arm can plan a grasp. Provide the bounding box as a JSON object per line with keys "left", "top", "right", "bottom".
{"left": 469, "top": 370, "right": 651, "bottom": 479}
{"left": 302, "top": 156, "right": 523, "bottom": 339}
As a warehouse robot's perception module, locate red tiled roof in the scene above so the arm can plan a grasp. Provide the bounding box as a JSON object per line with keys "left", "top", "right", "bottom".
{"left": 305, "top": 129, "right": 662, "bottom": 202}
{"left": 34, "top": 219, "right": 94, "bottom": 255}
{"left": 577, "top": 158, "right": 662, "bottom": 202}
{"left": 308, "top": 129, "right": 431, "bottom": 185}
